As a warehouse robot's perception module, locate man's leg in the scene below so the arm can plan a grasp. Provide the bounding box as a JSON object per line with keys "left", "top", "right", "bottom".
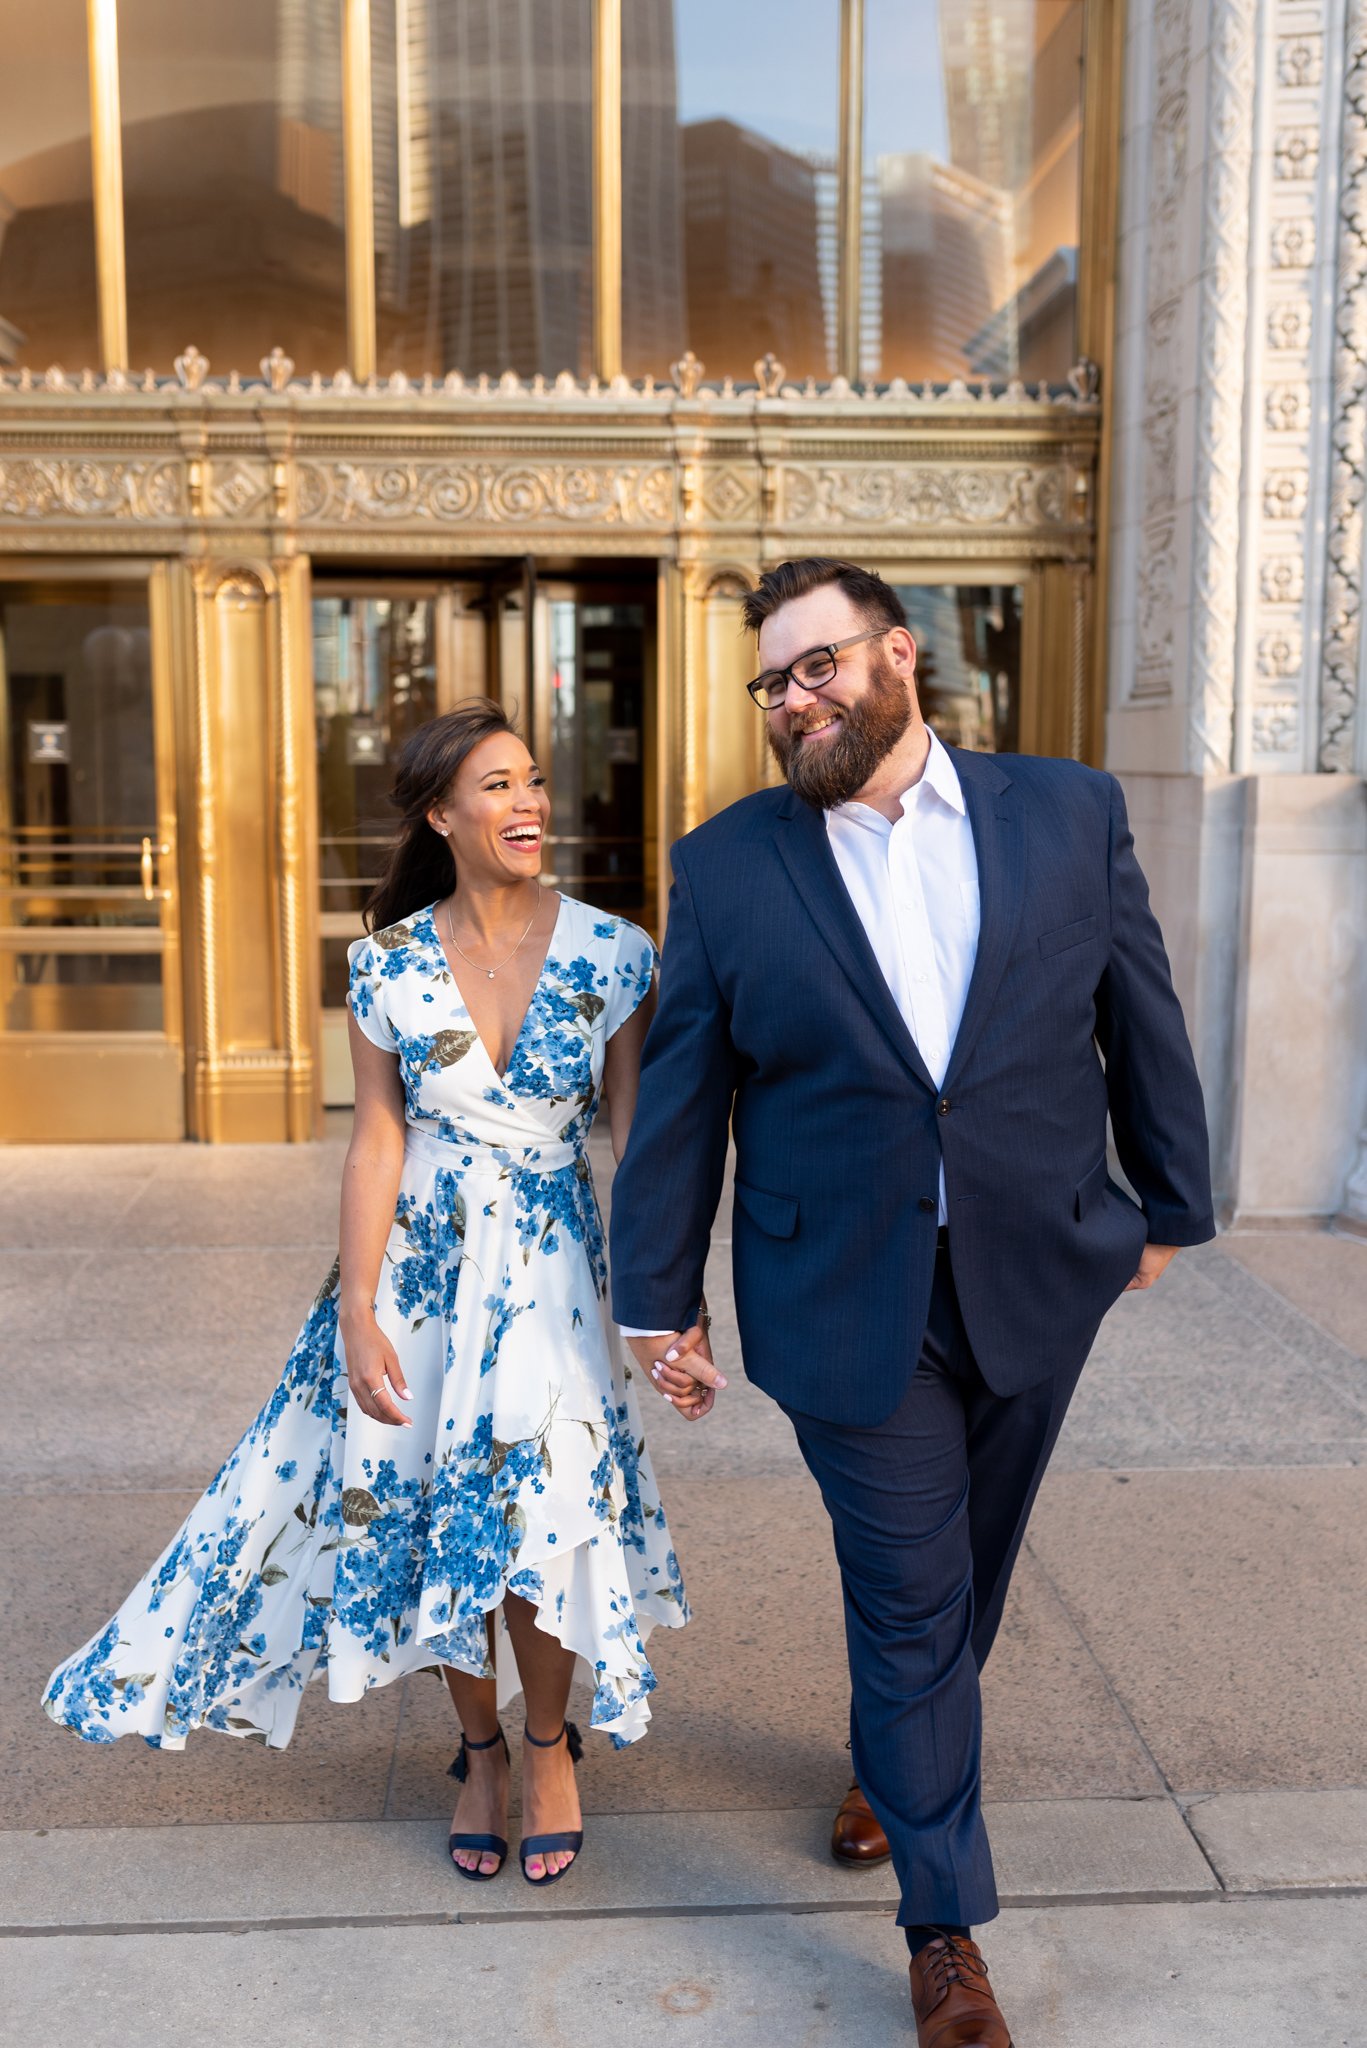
{"left": 784, "top": 1255, "right": 997, "bottom": 1932}
{"left": 964, "top": 1335, "right": 1091, "bottom": 1673}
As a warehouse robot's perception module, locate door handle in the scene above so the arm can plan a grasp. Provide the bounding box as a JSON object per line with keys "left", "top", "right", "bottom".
{"left": 140, "top": 837, "right": 155, "bottom": 900}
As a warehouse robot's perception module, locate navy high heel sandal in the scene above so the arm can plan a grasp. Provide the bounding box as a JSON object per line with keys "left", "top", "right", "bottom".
{"left": 447, "top": 1725, "right": 510, "bottom": 1881}
{"left": 518, "top": 1720, "right": 584, "bottom": 1887}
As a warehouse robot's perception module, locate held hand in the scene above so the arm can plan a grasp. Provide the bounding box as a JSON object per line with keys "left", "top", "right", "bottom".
{"left": 626, "top": 1327, "right": 727, "bottom": 1423}
{"left": 342, "top": 1310, "right": 413, "bottom": 1427}
{"left": 1125, "top": 1243, "right": 1181, "bottom": 1293}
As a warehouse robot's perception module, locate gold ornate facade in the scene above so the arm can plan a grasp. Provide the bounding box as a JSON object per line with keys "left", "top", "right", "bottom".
{"left": 0, "top": 0, "right": 1120, "bottom": 1142}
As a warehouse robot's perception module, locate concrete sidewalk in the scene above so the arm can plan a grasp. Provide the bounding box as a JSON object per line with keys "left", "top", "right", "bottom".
{"left": 3, "top": 1136, "right": 1365, "bottom": 2042}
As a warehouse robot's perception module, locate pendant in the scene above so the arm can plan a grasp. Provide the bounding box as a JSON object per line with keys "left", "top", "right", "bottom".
{"left": 487, "top": 969, "right": 496, "bottom": 979}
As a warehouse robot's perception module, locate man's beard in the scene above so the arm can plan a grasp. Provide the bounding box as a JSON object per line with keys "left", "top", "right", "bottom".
{"left": 766, "top": 653, "right": 913, "bottom": 809}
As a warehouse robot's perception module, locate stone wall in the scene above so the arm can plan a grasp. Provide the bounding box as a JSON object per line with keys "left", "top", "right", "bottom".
{"left": 1107, "top": 0, "right": 1367, "bottom": 1223}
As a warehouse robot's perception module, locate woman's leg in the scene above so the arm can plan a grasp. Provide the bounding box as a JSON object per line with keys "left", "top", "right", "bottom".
{"left": 444, "top": 1617, "right": 508, "bottom": 1874}
{"left": 502, "top": 1591, "right": 581, "bottom": 1878}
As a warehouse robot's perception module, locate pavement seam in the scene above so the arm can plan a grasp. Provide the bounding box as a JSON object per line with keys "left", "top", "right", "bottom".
{"left": 1189, "top": 1247, "right": 1367, "bottom": 1395}
{"left": 1019, "top": 1535, "right": 1229, "bottom": 1895}
{"left": 7, "top": 1883, "right": 1365, "bottom": 1941}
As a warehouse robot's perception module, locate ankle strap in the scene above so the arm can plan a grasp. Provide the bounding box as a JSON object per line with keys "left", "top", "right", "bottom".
{"left": 523, "top": 1721, "right": 567, "bottom": 1748}
{"left": 464, "top": 1728, "right": 505, "bottom": 1752}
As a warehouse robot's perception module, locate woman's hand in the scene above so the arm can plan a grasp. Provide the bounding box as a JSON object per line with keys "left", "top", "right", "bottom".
{"left": 341, "top": 1309, "right": 413, "bottom": 1427}
{"left": 625, "top": 1326, "right": 726, "bottom": 1422}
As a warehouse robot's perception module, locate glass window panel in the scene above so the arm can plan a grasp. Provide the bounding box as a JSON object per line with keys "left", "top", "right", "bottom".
{"left": 866, "top": 1, "right": 1083, "bottom": 384}
{"left": 668, "top": 0, "right": 838, "bottom": 381}
{"left": 373, "top": 0, "right": 595, "bottom": 380}
{"left": 0, "top": 0, "right": 99, "bottom": 370}
{"left": 893, "top": 584, "right": 1022, "bottom": 753}
{"left": 118, "top": 0, "right": 346, "bottom": 374}
{"left": 0, "top": 582, "right": 166, "bottom": 1035}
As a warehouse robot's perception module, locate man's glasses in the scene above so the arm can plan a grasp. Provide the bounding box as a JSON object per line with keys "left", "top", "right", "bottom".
{"left": 745, "top": 627, "right": 890, "bottom": 709}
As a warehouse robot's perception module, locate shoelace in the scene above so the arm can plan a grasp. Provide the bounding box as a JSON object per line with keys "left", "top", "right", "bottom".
{"left": 918, "top": 1936, "right": 991, "bottom": 2003}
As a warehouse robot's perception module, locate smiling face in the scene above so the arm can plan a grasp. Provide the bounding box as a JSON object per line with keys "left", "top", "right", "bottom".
{"left": 427, "top": 730, "right": 550, "bottom": 884}
{"left": 760, "top": 585, "right": 919, "bottom": 809}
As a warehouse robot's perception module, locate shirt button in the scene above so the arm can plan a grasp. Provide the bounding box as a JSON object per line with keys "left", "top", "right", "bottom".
{"left": 918, "top": 1196, "right": 936, "bottom": 1213}
{"left": 937, "top": 1097, "right": 951, "bottom": 1117}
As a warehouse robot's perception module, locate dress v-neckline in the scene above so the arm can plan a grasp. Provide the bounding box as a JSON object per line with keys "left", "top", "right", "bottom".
{"left": 425, "top": 892, "right": 566, "bottom": 1083}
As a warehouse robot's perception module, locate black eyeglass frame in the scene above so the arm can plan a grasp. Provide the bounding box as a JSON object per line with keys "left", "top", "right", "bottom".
{"left": 745, "top": 626, "right": 892, "bottom": 709}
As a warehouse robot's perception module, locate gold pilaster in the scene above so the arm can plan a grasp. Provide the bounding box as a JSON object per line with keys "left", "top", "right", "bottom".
{"left": 1079, "top": 0, "right": 1125, "bottom": 765}
{"left": 342, "top": 0, "right": 377, "bottom": 382}
{"left": 276, "top": 556, "right": 322, "bottom": 1140}
{"left": 837, "top": 0, "right": 866, "bottom": 383}
{"left": 86, "top": 0, "right": 128, "bottom": 373}
{"left": 592, "top": 0, "right": 623, "bottom": 383}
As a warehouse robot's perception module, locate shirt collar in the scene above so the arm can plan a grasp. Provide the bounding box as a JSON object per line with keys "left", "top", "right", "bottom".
{"left": 826, "top": 729, "right": 966, "bottom": 833}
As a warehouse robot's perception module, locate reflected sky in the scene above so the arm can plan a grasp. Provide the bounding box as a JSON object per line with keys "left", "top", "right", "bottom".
{"left": 676, "top": 0, "right": 950, "bottom": 161}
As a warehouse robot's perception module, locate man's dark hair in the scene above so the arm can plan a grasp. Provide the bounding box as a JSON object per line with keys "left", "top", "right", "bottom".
{"left": 740, "top": 558, "right": 907, "bottom": 638}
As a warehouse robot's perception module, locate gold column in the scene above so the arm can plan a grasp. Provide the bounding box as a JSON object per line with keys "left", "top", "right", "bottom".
{"left": 593, "top": 0, "right": 623, "bottom": 382}
{"left": 276, "top": 556, "right": 322, "bottom": 1141}
{"left": 1078, "top": 0, "right": 1126, "bottom": 766}
{"left": 342, "top": 0, "right": 377, "bottom": 382}
{"left": 837, "top": 0, "right": 865, "bottom": 383}
{"left": 86, "top": 0, "right": 128, "bottom": 373}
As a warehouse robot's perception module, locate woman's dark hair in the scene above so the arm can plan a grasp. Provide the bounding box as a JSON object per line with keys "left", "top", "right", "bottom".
{"left": 364, "top": 698, "right": 520, "bottom": 933}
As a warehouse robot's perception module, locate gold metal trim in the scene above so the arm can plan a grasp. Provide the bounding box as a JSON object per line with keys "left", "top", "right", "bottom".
{"left": 86, "top": 0, "right": 128, "bottom": 373}
{"left": 593, "top": 0, "right": 623, "bottom": 383}
{"left": 1078, "top": 0, "right": 1125, "bottom": 764}
{"left": 342, "top": 0, "right": 378, "bottom": 383}
{"left": 837, "top": 0, "right": 866, "bottom": 383}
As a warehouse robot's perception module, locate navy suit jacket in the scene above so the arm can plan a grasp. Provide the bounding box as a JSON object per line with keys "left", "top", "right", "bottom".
{"left": 610, "top": 748, "right": 1216, "bottom": 1426}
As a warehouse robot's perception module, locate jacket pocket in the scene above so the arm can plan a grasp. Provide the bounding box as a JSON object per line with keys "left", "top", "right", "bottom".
{"left": 1075, "top": 1154, "right": 1110, "bottom": 1220}
{"left": 1040, "top": 914, "right": 1099, "bottom": 959}
{"left": 734, "top": 1179, "right": 799, "bottom": 1239}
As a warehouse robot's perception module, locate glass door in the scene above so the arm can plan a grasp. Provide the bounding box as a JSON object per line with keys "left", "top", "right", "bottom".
{"left": 0, "top": 575, "right": 183, "bottom": 1141}
{"left": 533, "top": 583, "right": 653, "bottom": 927}
{"left": 888, "top": 581, "right": 1025, "bottom": 755}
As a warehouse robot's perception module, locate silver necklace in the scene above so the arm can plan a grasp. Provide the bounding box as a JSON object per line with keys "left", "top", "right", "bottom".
{"left": 445, "top": 892, "right": 540, "bottom": 980}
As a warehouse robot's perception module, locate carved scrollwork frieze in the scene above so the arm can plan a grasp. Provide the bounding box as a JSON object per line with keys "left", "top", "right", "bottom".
{"left": 292, "top": 459, "right": 675, "bottom": 528}
{"left": 0, "top": 455, "right": 185, "bottom": 520}
{"left": 778, "top": 462, "right": 1078, "bottom": 532}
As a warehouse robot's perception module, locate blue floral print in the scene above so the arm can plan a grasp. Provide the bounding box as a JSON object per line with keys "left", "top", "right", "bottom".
{"left": 42, "top": 895, "right": 685, "bottom": 1755}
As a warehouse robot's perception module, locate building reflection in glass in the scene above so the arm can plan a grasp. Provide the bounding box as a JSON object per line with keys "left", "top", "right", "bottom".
{"left": 117, "top": 0, "right": 347, "bottom": 373}
{"left": 896, "top": 584, "right": 1023, "bottom": 753}
{"left": 0, "top": 0, "right": 99, "bottom": 370}
{"left": 867, "top": 0, "right": 1084, "bottom": 384}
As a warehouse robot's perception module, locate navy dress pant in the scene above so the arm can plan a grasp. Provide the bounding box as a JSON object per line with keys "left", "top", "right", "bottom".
{"left": 782, "top": 1242, "right": 1086, "bottom": 1930}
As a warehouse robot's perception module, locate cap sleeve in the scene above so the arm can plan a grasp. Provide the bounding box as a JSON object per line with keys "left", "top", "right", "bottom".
{"left": 346, "top": 933, "right": 398, "bottom": 1052}
{"left": 601, "top": 917, "right": 658, "bottom": 1041}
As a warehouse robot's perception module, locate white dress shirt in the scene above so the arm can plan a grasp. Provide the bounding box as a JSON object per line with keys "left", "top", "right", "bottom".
{"left": 619, "top": 730, "right": 980, "bottom": 1333}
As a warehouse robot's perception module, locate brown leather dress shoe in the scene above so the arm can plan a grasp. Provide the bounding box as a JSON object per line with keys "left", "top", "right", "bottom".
{"left": 908, "top": 1935, "right": 1012, "bottom": 2047}
{"left": 830, "top": 1778, "right": 891, "bottom": 1865}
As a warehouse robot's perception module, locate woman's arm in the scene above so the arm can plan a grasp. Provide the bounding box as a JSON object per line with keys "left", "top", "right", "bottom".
{"left": 601, "top": 980, "right": 655, "bottom": 1165}
{"left": 338, "top": 1014, "right": 412, "bottom": 1428}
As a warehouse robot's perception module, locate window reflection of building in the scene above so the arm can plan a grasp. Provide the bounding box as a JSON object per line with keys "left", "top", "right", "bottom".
{"left": 119, "top": 0, "right": 347, "bottom": 373}
{"left": 0, "top": 0, "right": 99, "bottom": 369}
{"left": 374, "top": 0, "right": 683, "bottom": 381}
{"left": 868, "top": 0, "right": 1083, "bottom": 384}
{"left": 682, "top": 119, "right": 827, "bottom": 381}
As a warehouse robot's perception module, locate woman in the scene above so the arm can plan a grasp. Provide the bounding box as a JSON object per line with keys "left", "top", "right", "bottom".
{"left": 43, "top": 699, "right": 691, "bottom": 1887}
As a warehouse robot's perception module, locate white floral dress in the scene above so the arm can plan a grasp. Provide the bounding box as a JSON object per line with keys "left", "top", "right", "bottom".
{"left": 43, "top": 895, "right": 688, "bottom": 1752}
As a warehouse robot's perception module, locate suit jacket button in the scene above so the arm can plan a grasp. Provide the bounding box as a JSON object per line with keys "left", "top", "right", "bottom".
{"left": 937, "top": 1097, "right": 951, "bottom": 1116}
{"left": 918, "top": 1196, "right": 936, "bottom": 1213}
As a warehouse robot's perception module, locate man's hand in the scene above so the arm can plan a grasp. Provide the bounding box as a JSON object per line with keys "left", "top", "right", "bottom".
{"left": 1125, "top": 1243, "right": 1181, "bottom": 1292}
{"left": 625, "top": 1326, "right": 727, "bottom": 1422}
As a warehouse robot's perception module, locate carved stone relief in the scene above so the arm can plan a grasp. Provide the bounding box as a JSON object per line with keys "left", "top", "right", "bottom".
{"left": 1132, "top": 0, "right": 1193, "bottom": 704}
{"left": 1319, "top": 0, "right": 1367, "bottom": 770}
{"left": 0, "top": 456, "right": 184, "bottom": 520}
{"left": 1188, "top": 0, "right": 1258, "bottom": 772}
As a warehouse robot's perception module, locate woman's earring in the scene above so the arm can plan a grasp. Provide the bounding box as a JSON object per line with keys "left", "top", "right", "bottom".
{"left": 437, "top": 826, "right": 450, "bottom": 837}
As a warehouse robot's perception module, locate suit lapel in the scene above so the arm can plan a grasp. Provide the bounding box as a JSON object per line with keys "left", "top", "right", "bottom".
{"left": 942, "top": 746, "right": 1027, "bottom": 1092}
{"left": 774, "top": 791, "right": 939, "bottom": 1094}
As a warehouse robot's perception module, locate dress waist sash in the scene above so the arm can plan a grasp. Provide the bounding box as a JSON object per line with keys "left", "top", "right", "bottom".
{"left": 403, "top": 1123, "right": 581, "bottom": 1177}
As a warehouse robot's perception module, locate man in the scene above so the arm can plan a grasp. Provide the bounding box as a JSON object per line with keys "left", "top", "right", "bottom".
{"left": 611, "top": 559, "right": 1214, "bottom": 2045}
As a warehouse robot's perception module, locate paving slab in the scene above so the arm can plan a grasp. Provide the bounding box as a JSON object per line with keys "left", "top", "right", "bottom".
{"left": 1217, "top": 1230, "right": 1367, "bottom": 1360}
{"left": 1186, "top": 1789, "right": 1367, "bottom": 1891}
{"left": 0, "top": 1798, "right": 1216, "bottom": 1934}
{"left": 1026, "top": 1467, "right": 1367, "bottom": 1794}
{"left": 2, "top": 1897, "right": 1364, "bottom": 2048}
